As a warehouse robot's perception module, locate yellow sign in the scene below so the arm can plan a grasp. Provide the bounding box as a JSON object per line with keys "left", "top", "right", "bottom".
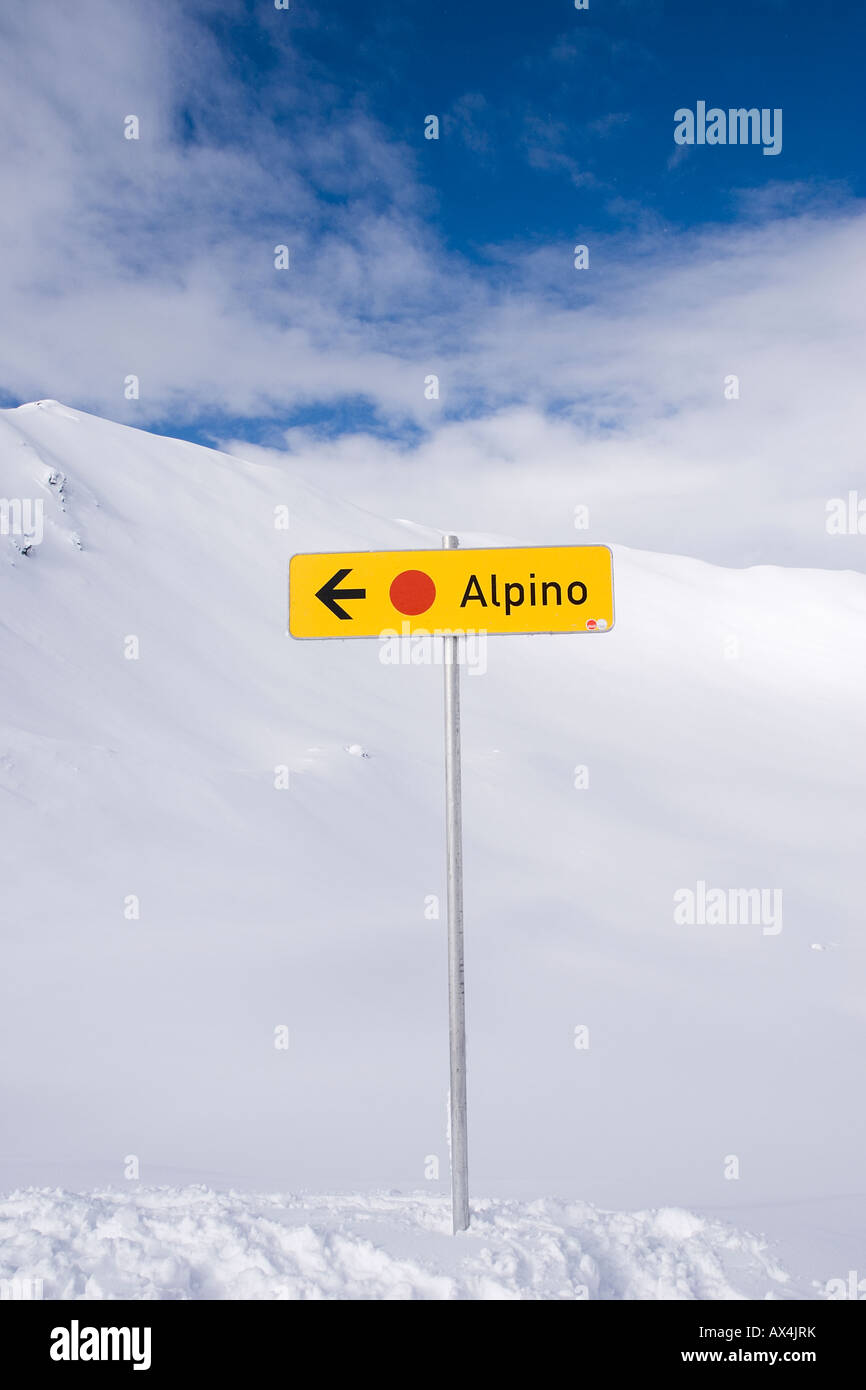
{"left": 288, "top": 545, "right": 614, "bottom": 638}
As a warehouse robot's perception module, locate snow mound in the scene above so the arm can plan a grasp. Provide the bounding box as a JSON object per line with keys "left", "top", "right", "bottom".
{"left": 15, "top": 400, "right": 80, "bottom": 421}
{"left": 0, "top": 1187, "right": 798, "bottom": 1301}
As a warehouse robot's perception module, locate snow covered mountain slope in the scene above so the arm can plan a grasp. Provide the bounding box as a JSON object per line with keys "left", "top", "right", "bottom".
{"left": 1, "top": 400, "right": 865, "bottom": 1291}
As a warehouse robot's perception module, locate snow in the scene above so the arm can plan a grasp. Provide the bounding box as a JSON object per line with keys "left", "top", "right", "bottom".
{"left": 0, "top": 1187, "right": 799, "bottom": 1301}
{"left": 15, "top": 400, "right": 80, "bottom": 422}
{"left": 1, "top": 400, "right": 865, "bottom": 1297}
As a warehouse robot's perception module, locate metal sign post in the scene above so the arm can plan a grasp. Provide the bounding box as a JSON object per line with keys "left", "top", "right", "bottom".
{"left": 288, "top": 540, "right": 615, "bottom": 1234}
{"left": 442, "top": 533, "right": 469, "bottom": 1233}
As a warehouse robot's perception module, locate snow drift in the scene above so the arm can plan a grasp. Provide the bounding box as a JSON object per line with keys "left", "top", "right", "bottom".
{"left": 0, "top": 1187, "right": 798, "bottom": 1301}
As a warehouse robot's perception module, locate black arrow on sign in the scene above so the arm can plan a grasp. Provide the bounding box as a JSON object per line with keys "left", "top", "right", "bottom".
{"left": 315, "top": 567, "right": 367, "bottom": 620}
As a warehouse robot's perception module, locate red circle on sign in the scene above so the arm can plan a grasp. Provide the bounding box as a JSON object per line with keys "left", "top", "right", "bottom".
{"left": 390, "top": 569, "right": 436, "bottom": 615}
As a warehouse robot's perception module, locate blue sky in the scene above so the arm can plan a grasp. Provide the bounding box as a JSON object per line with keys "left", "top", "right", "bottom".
{"left": 1, "top": 0, "right": 862, "bottom": 446}
{"left": 231, "top": 0, "right": 864, "bottom": 245}
{"left": 0, "top": 0, "right": 864, "bottom": 570}
{"left": 274, "top": 0, "right": 863, "bottom": 252}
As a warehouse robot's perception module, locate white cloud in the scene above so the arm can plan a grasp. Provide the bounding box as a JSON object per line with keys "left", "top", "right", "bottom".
{"left": 0, "top": 0, "right": 441, "bottom": 417}
{"left": 222, "top": 206, "right": 866, "bottom": 569}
